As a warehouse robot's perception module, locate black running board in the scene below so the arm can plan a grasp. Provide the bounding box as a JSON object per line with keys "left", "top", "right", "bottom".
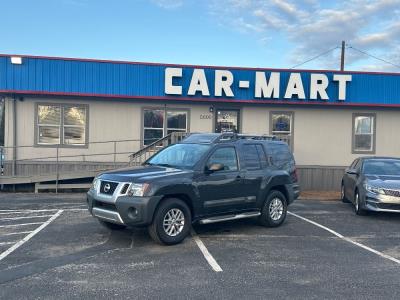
{"left": 199, "top": 212, "right": 261, "bottom": 225}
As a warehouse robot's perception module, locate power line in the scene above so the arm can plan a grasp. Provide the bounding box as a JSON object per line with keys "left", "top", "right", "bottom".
{"left": 290, "top": 46, "right": 340, "bottom": 69}
{"left": 347, "top": 45, "right": 400, "bottom": 70}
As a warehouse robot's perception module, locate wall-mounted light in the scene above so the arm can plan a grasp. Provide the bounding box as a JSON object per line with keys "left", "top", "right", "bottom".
{"left": 11, "top": 56, "right": 23, "bottom": 65}
{"left": 209, "top": 106, "right": 214, "bottom": 113}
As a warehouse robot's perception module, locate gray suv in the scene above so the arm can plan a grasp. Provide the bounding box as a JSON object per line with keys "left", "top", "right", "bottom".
{"left": 87, "top": 133, "right": 300, "bottom": 245}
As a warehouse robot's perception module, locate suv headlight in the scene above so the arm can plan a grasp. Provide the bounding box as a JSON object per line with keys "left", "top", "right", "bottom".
{"left": 92, "top": 177, "right": 100, "bottom": 191}
{"left": 364, "top": 184, "right": 385, "bottom": 195}
{"left": 128, "top": 183, "right": 150, "bottom": 197}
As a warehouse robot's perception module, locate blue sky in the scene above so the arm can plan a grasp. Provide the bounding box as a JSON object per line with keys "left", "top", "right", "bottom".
{"left": 1, "top": 0, "right": 399, "bottom": 72}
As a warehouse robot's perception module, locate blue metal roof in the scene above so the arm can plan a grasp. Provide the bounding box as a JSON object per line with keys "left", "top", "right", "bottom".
{"left": 0, "top": 54, "right": 399, "bottom": 107}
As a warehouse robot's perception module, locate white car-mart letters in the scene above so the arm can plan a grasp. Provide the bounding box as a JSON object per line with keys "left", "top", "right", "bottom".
{"left": 165, "top": 67, "right": 352, "bottom": 101}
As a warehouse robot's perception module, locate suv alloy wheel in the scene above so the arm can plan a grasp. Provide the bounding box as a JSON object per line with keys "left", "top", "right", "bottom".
{"left": 148, "top": 198, "right": 192, "bottom": 245}
{"left": 259, "top": 190, "right": 287, "bottom": 227}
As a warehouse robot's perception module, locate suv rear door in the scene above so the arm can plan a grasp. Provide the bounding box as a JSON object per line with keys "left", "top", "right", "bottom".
{"left": 238, "top": 143, "right": 268, "bottom": 209}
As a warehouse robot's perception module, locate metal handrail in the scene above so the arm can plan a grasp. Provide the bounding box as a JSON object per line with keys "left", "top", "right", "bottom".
{"left": 9, "top": 151, "right": 138, "bottom": 163}
{"left": 129, "top": 131, "right": 189, "bottom": 164}
{"left": 0, "top": 138, "right": 142, "bottom": 150}
{"left": 128, "top": 133, "right": 173, "bottom": 160}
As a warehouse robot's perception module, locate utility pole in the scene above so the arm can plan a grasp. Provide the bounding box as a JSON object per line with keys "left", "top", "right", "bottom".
{"left": 340, "top": 40, "right": 345, "bottom": 71}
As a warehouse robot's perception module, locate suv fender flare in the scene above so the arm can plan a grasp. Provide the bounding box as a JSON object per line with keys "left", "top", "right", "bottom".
{"left": 152, "top": 185, "right": 199, "bottom": 220}
{"left": 262, "top": 173, "right": 294, "bottom": 205}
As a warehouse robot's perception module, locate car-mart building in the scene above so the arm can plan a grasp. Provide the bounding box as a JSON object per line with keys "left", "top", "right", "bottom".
{"left": 0, "top": 54, "right": 400, "bottom": 190}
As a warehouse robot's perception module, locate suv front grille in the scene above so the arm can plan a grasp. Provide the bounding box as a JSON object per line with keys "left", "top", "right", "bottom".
{"left": 99, "top": 181, "right": 119, "bottom": 195}
{"left": 383, "top": 189, "right": 400, "bottom": 197}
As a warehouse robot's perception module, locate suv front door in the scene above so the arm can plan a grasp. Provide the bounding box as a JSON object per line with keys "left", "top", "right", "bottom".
{"left": 196, "top": 146, "right": 246, "bottom": 215}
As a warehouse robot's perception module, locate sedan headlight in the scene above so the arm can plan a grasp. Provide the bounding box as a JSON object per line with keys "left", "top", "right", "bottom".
{"left": 364, "top": 184, "right": 385, "bottom": 195}
{"left": 128, "top": 183, "right": 150, "bottom": 197}
{"left": 92, "top": 177, "right": 100, "bottom": 191}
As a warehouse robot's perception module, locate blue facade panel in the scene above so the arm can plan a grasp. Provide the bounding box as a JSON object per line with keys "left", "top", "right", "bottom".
{"left": 0, "top": 55, "right": 399, "bottom": 106}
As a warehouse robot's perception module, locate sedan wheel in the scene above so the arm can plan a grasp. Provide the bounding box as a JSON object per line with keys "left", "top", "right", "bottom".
{"left": 354, "top": 192, "right": 367, "bottom": 216}
{"left": 341, "top": 183, "right": 350, "bottom": 203}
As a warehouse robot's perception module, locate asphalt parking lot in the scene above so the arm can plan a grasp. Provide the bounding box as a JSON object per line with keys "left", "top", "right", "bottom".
{"left": 0, "top": 193, "right": 399, "bottom": 299}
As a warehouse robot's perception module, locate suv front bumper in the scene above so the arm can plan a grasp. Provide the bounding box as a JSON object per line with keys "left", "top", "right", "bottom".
{"left": 285, "top": 183, "right": 300, "bottom": 203}
{"left": 87, "top": 189, "right": 163, "bottom": 226}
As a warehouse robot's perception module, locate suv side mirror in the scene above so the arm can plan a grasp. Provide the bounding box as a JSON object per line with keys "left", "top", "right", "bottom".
{"left": 206, "top": 163, "right": 225, "bottom": 173}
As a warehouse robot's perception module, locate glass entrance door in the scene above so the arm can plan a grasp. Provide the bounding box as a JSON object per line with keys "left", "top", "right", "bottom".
{"left": 215, "top": 109, "right": 240, "bottom": 133}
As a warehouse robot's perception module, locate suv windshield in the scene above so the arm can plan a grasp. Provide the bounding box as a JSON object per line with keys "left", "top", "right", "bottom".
{"left": 146, "top": 143, "right": 211, "bottom": 169}
{"left": 363, "top": 159, "right": 400, "bottom": 175}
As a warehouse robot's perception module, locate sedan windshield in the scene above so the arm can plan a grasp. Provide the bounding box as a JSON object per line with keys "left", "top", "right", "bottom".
{"left": 363, "top": 159, "right": 400, "bottom": 175}
{"left": 146, "top": 143, "right": 211, "bottom": 169}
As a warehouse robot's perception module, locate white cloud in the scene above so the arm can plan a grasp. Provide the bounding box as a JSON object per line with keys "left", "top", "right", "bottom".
{"left": 209, "top": 0, "right": 400, "bottom": 71}
{"left": 151, "top": 0, "right": 184, "bottom": 9}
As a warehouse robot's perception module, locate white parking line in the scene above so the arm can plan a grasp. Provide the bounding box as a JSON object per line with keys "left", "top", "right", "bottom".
{"left": 0, "top": 209, "right": 59, "bottom": 214}
{"left": 0, "top": 210, "right": 64, "bottom": 262}
{"left": 0, "top": 208, "right": 87, "bottom": 215}
{"left": 191, "top": 229, "right": 223, "bottom": 272}
{"left": 1, "top": 231, "right": 33, "bottom": 236}
{"left": 0, "top": 222, "right": 45, "bottom": 228}
{"left": 0, "top": 242, "right": 16, "bottom": 246}
{"left": 288, "top": 211, "right": 400, "bottom": 265}
{"left": 1, "top": 215, "right": 55, "bottom": 221}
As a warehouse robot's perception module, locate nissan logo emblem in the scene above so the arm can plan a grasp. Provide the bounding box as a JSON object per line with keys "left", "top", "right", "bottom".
{"left": 103, "top": 183, "right": 111, "bottom": 193}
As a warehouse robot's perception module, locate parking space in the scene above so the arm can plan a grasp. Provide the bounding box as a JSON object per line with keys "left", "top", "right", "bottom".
{"left": 0, "top": 194, "right": 400, "bottom": 299}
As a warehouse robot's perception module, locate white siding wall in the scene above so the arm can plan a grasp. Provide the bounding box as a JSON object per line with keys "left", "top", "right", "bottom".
{"left": 5, "top": 97, "right": 400, "bottom": 166}
{"left": 242, "top": 106, "right": 400, "bottom": 167}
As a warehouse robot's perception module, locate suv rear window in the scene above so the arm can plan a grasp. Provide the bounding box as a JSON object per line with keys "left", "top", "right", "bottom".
{"left": 266, "top": 143, "right": 294, "bottom": 169}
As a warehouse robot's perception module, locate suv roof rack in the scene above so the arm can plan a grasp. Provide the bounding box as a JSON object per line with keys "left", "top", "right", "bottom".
{"left": 181, "top": 133, "right": 280, "bottom": 144}
{"left": 215, "top": 133, "right": 277, "bottom": 142}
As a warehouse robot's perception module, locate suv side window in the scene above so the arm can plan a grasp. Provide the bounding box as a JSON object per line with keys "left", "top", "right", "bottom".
{"left": 255, "top": 144, "right": 268, "bottom": 167}
{"left": 207, "top": 147, "right": 238, "bottom": 171}
{"left": 243, "top": 144, "right": 262, "bottom": 170}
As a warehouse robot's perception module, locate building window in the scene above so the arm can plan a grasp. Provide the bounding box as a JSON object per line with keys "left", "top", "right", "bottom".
{"left": 353, "top": 113, "right": 376, "bottom": 153}
{"left": 166, "top": 111, "right": 187, "bottom": 135}
{"left": 143, "top": 108, "right": 188, "bottom": 145}
{"left": 270, "top": 111, "right": 293, "bottom": 150}
{"left": 37, "top": 104, "right": 87, "bottom": 146}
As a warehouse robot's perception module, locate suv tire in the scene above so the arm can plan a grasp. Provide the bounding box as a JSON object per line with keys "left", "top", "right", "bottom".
{"left": 259, "top": 190, "right": 287, "bottom": 227}
{"left": 98, "top": 220, "right": 126, "bottom": 230}
{"left": 148, "top": 198, "right": 191, "bottom": 245}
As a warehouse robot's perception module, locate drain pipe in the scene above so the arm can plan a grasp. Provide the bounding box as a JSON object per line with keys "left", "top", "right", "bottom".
{"left": 12, "top": 96, "right": 17, "bottom": 178}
